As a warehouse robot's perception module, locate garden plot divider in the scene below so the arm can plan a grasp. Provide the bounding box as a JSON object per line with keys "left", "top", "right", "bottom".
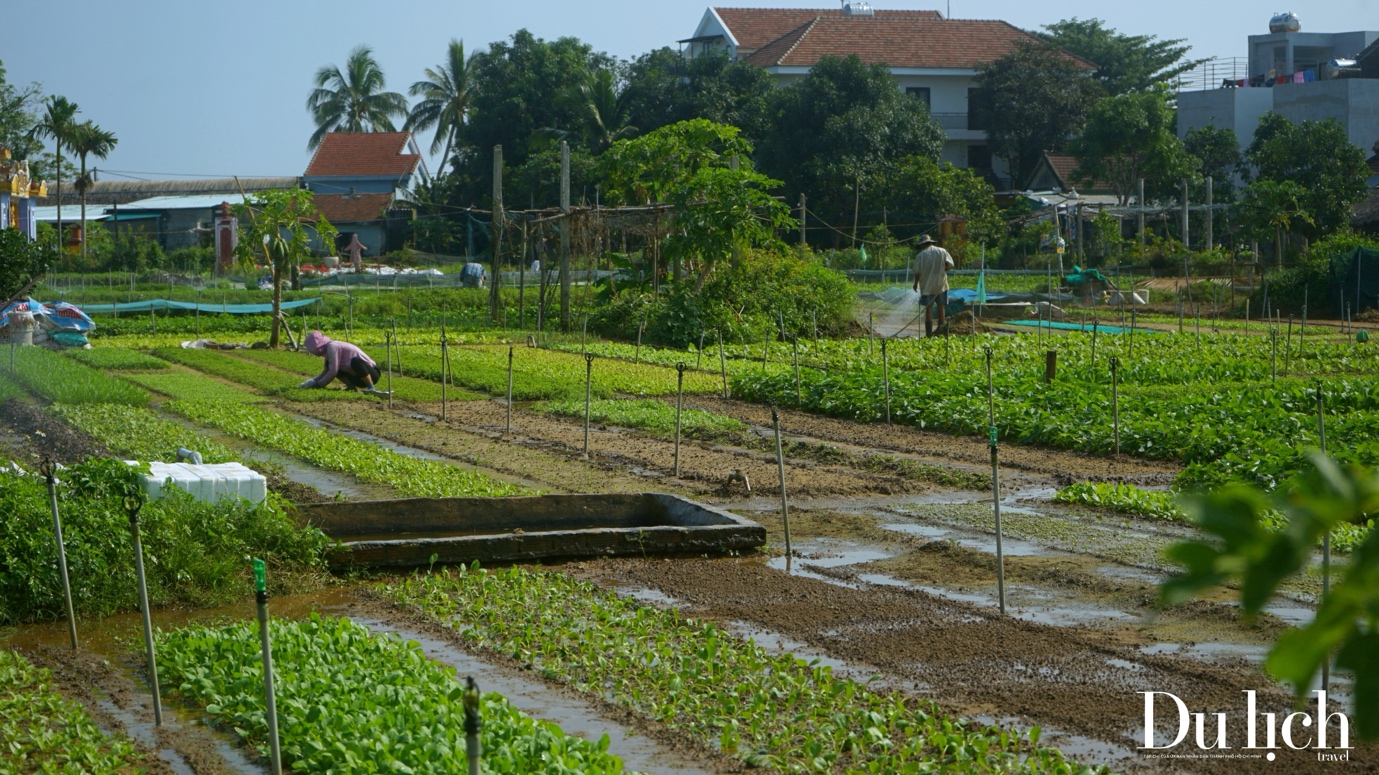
{"left": 299, "top": 493, "right": 765, "bottom": 569}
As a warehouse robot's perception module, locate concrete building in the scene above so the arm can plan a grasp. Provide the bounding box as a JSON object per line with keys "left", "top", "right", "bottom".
{"left": 1178, "top": 17, "right": 1379, "bottom": 153}
{"left": 683, "top": 4, "right": 1091, "bottom": 186}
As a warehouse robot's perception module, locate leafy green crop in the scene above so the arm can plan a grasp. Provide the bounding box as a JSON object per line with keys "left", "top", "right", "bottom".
{"left": 158, "top": 615, "right": 634, "bottom": 774}
{"left": 8, "top": 346, "right": 150, "bottom": 406}
{"left": 535, "top": 398, "right": 747, "bottom": 441}
{"left": 167, "top": 400, "right": 524, "bottom": 499}
{"left": 152, "top": 347, "right": 370, "bottom": 402}
{"left": 0, "top": 649, "right": 144, "bottom": 771}
{"left": 123, "top": 371, "right": 271, "bottom": 404}
{"left": 50, "top": 403, "right": 239, "bottom": 463}
{"left": 64, "top": 347, "right": 169, "bottom": 371}
{"left": 0, "top": 458, "right": 326, "bottom": 624}
{"left": 393, "top": 566, "right": 1104, "bottom": 774}
{"left": 231, "top": 347, "right": 467, "bottom": 403}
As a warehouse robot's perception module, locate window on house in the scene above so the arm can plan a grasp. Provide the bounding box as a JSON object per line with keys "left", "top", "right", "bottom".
{"left": 967, "top": 88, "right": 990, "bottom": 130}
{"left": 905, "top": 87, "right": 931, "bottom": 108}
{"left": 967, "top": 145, "right": 992, "bottom": 172}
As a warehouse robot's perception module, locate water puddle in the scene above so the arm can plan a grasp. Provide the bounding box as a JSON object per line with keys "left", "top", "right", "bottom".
{"left": 349, "top": 616, "right": 716, "bottom": 775}
{"left": 880, "top": 522, "right": 1050, "bottom": 556}
{"left": 974, "top": 714, "right": 1139, "bottom": 765}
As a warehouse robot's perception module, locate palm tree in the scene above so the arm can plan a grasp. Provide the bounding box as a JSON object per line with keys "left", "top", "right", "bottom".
{"left": 573, "top": 69, "right": 637, "bottom": 153}
{"left": 306, "top": 46, "right": 408, "bottom": 150}
{"left": 27, "top": 96, "right": 80, "bottom": 250}
{"left": 405, "top": 39, "right": 473, "bottom": 167}
{"left": 68, "top": 121, "right": 118, "bottom": 258}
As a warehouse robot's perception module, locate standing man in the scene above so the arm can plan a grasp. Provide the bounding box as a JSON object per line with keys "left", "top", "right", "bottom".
{"left": 912, "top": 235, "right": 954, "bottom": 337}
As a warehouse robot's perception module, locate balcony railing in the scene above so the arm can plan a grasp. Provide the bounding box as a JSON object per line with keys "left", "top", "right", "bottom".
{"left": 930, "top": 113, "right": 987, "bottom": 131}
{"left": 1174, "top": 57, "right": 1250, "bottom": 91}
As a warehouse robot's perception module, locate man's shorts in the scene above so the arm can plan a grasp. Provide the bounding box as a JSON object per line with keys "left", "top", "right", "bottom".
{"left": 919, "top": 291, "right": 948, "bottom": 310}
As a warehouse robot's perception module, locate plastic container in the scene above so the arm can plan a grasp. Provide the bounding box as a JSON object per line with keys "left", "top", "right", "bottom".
{"left": 135, "top": 461, "right": 267, "bottom": 505}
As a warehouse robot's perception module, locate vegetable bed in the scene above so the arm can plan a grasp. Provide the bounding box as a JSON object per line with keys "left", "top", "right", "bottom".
{"left": 158, "top": 615, "right": 634, "bottom": 774}
{"left": 535, "top": 398, "right": 748, "bottom": 442}
{"left": 233, "top": 348, "right": 463, "bottom": 403}
{"left": 167, "top": 400, "right": 524, "bottom": 499}
{"left": 392, "top": 565, "right": 1101, "bottom": 774}
{"left": 65, "top": 347, "right": 169, "bottom": 371}
{"left": 152, "top": 347, "right": 367, "bottom": 402}
{"left": 49, "top": 403, "right": 239, "bottom": 463}
{"left": 0, "top": 649, "right": 144, "bottom": 772}
{"left": 10, "top": 346, "right": 149, "bottom": 406}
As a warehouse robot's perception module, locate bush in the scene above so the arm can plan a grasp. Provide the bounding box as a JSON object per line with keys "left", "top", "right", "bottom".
{"left": 1254, "top": 233, "right": 1379, "bottom": 316}
{"left": 590, "top": 247, "right": 854, "bottom": 346}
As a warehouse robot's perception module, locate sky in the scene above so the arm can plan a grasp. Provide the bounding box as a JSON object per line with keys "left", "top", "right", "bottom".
{"left": 5, "top": 1, "right": 1374, "bottom": 181}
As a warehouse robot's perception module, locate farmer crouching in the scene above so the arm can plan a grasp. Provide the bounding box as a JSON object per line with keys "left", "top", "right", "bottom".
{"left": 299, "top": 331, "right": 390, "bottom": 396}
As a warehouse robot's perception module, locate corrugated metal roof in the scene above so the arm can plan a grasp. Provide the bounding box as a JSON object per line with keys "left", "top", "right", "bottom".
{"left": 35, "top": 177, "right": 300, "bottom": 207}
{"left": 32, "top": 206, "right": 109, "bottom": 223}
{"left": 108, "top": 195, "right": 241, "bottom": 211}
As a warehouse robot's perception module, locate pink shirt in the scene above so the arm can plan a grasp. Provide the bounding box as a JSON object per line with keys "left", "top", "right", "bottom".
{"left": 310, "top": 340, "right": 374, "bottom": 387}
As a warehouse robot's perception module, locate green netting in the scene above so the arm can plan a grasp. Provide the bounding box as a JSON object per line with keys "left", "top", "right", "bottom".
{"left": 81, "top": 298, "right": 323, "bottom": 314}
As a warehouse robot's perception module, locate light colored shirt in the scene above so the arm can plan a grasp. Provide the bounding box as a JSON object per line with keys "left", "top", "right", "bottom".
{"left": 311, "top": 340, "right": 374, "bottom": 387}
{"left": 914, "top": 246, "right": 954, "bottom": 296}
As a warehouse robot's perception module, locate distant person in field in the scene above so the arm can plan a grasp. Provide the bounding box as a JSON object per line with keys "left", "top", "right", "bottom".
{"left": 299, "top": 331, "right": 388, "bottom": 396}
{"left": 345, "top": 234, "right": 367, "bottom": 272}
{"left": 461, "top": 261, "right": 487, "bottom": 288}
{"left": 912, "top": 235, "right": 954, "bottom": 337}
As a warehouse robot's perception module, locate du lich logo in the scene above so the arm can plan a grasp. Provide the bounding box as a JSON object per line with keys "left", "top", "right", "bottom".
{"left": 1140, "top": 691, "right": 1352, "bottom": 762}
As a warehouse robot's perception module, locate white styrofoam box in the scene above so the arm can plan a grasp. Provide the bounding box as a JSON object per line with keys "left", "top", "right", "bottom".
{"left": 133, "top": 461, "right": 267, "bottom": 506}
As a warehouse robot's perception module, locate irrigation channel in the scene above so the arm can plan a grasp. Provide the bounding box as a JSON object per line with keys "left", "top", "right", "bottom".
{"left": 2, "top": 331, "right": 1375, "bottom": 774}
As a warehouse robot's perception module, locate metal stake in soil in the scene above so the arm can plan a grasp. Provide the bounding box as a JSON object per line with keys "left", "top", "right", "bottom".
{"left": 583, "top": 353, "right": 594, "bottom": 457}
{"left": 41, "top": 461, "right": 78, "bottom": 650}
{"left": 1317, "top": 381, "right": 1331, "bottom": 695}
{"left": 582, "top": 316, "right": 588, "bottom": 355}
{"left": 506, "top": 346, "right": 514, "bottom": 434}
{"left": 384, "top": 330, "right": 393, "bottom": 410}
{"left": 126, "top": 495, "right": 163, "bottom": 726}
{"left": 1285, "top": 315, "right": 1294, "bottom": 374}
{"left": 392, "top": 318, "right": 402, "bottom": 377}
{"left": 253, "top": 559, "right": 283, "bottom": 775}
{"left": 673, "top": 363, "right": 686, "bottom": 477}
{"left": 771, "top": 406, "right": 792, "bottom": 569}
{"left": 984, "top": 347, "right": 1007, "bottom": 615}
{"left": 881, "top": 337, "right": 891, "bottom": 424}
{"left": 717, "top": 329, "right": 729, "bottom": 399}
{"left": 792, "top": 337, "right": 802, "bottom": 405}
{"left": 463, "top": 676, "right": 482, "bottom": 775}
{"left": 635, "top": 319, "right": 644, "bottom": 363}
{"left": 696, "top": 330, "right": 705, "bottom": 369}
{"left": 440, "top": 331, "right": 449, "bottom": 422}
{"left": 760, "top": 328, "right": 770, "bottom": 370}
{"left": 1110, "top": 356, "right": 1120, "bottom": 459}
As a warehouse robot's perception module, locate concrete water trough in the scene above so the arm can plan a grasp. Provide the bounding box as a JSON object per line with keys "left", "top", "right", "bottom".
{"left": 299, "top": 493, "right": 766, "bottom": 570}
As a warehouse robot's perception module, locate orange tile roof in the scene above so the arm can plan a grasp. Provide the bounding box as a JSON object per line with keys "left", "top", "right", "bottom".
{"left": 1037, "top": 153, "right": 1114, "bottom": 193}
{"left": 713, "top": 7, "right": 942, "bottom": 51}
{"left": 741, "top": 16, "right": 1092, "bottom": 70}
{"left": 305, "top": 132, "right": 420, "bottom": 179}
{"left": 312, "top": 193, "right": 394, "bottom": 224}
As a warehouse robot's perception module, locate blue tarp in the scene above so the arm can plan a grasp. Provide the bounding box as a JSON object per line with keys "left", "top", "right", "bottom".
{"left": 82, "top": 298, "right": 323, "bottom": 314}
{"left": 1002, "top": 319, "right": 1162, "bottom": 335}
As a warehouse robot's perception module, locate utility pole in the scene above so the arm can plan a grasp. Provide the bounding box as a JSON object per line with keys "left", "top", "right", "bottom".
{"left": 1180, "top": 178, "right": 1190, "bottom": 251}
{"left": 560, "top": 141, "right": 571, "bottom": 331}
{"left": 491, "top": 145, "right": 503, "bottom": 322}
{"left": 1137, "top": 178, "right": 1145, "bottom": 249}
{"left": 798, "top": 193, "right": 807, "bottom": 246}
{"left": 1205, "top": 176, "right": 1214, "bottom": 252}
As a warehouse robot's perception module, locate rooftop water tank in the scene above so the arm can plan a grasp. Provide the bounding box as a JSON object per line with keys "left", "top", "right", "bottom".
{"left": 1269, "top": 12, "right": 1301, "bottom": 34}
{"left": 1325, "top": 58, "right": 1361, "bottom": 79}
{"left": 842, "top": 1, "right": 875, "bottom": 17}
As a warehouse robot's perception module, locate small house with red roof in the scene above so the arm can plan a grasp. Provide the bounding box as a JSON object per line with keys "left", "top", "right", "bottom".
{"left": 683, "top": 3, "right": 1091, "bottom": 186}
{"left": 303, "top": 131, "right": 422, "bottom": 257}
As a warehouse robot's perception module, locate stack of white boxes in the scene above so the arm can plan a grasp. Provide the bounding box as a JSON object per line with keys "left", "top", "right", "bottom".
{"left": 135, "top": 462, "right": 268, "bottom": 506}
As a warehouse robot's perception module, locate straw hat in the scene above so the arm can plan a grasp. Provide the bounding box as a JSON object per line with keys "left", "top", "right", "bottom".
{"left": 916, "top": 235, "right": 938, "bottom": 248}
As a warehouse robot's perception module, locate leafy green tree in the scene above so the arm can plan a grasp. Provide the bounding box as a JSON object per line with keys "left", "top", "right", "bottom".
{"left": 1070, "top": 90, "right": 1196, "bottom": 205}
{"left": 1235, "top": 179, "right": 1315, "bottom": 268}
{"left": 1042, "top": 18, "right": 1202, "bottom": 95}
{"left": 26, "top": 96, "right": 80, "bottom": 250}
{"left": 306, "top": 46, "right": 408, "bottom": 150}
{"left": 232, "top": 189, "right": 337, "bottom": 347}
{"left": 760, "top": 55, "right": 942, "bottom": 240}
{"left": 463, "top": 31, "right": 612, "bottom": 174}
{"left": 603, "top": 118, "right": 751, "bottom": 206}
{"left": 0, "top": 60, "right": 43, "bottom": 165}
{"left": 1162, "top": 454, "right": 1379, "bottom": 738}
{"left": 0, "top": 227, "right": 52, "bottom": 302}
{"left": 1184, "top": 125, "right": 1243, "bottom": 195}
{"left": 1247, "top": 113, "right": 1371, "bottom": 238}
{"left": 872, "top": 157, "right": 1003, "bottom": 252}
{"left": 67, "top": 121, "right": 118, "bottom": 259}
{"left": 978, "top": 41, "right": 1102, "bottom": 187}
{"left": 531, "top": 68, "right": 637, "bottom": 155}
{"left": 621, "top": 50, "right": 775, "bottom": 144}
{"left": 405, "top": 39, "right": 474, "bottom": 166}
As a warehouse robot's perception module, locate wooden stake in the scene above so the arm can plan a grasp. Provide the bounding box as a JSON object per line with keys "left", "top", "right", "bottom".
{"left": 673, "top": 363, "right": 686, "bottom": 477}
{"left": 984, "top": 347, "right": 1006, "bottom": 615}
{"left": 771, "top": 406, "right": 792, "bottom": 569}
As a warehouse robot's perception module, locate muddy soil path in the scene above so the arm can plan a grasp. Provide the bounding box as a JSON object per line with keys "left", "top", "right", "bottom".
{"left": 680, "top": 396, "right": 1178, "bottom": 485}
{"left": 565, "top": 554, "right": 1372, "bottom": 775}
{"left": 0, "top": 396, "right": 109, "bottom": 464}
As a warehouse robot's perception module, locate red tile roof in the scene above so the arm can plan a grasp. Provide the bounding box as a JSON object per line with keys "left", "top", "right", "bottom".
{"left": 1033, "top": 153, "right": 1114, "bottom": 193}
{"left": 312, "top": 193, "right": 394, "bottom": 224}
{"left": 713, "top": 7, "right": 942, "bottom": 51}
{"left": 741, "top": 16, "right": 1092, "bottom": 70}
{"left": 304, "top": 132, "right": 420, "bottom": 179}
